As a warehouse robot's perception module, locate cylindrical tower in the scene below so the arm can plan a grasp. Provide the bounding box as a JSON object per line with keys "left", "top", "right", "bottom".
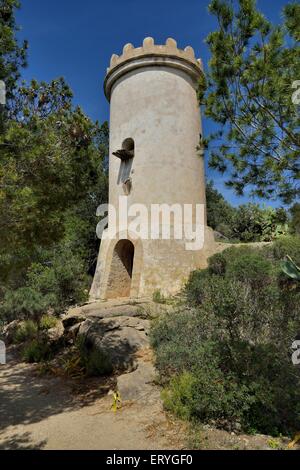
{"left": 90, "top": 37, "right": 215, "bottom": 300}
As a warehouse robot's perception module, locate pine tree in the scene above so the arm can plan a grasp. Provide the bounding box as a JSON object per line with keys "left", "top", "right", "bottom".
{"left": 0, "top": 0, "right": 28, "bottom": 127}
{"left": 0, "top": 1, "right": 108, "bottom": 317}
{"left": 200, "top": 0, "right": 300, "bottom": 204}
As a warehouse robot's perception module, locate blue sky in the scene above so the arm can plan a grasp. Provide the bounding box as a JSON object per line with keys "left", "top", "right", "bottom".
{"left": 16, "top": 0, "right": 289, "bottom": 207}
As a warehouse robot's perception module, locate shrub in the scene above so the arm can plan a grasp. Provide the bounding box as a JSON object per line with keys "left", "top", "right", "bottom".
{"left": 22, "top": 339, "right": 52, "bottom": 363}
{"left": 290, "top": 203, "right": 300, "bottom": 236}
{"left": 225, "top": 251, "right": 274, "bottom": 288}
{"left": 0, "top": 287, "right": 54, "bottom": 323}
{"left": 162, "top": 368, "right": 253, "bottom": 427}
{"left": 27, "top": 248, "right": 89, "bottom": 313}
{"left": 0, "top": 249, "right": 90, "bottom": 325}
{"left": 230, "top": 204, "right": 288, "bottom": 242}
{"left": 13, "top": 320, "right": 38, "bottom": 343}
{"left": 270, "top": 235, "right": 300, "bottom": 266}
{"left": 39, "top": 314, "right": 58, "bottom": 330}
{"left": 152, "top": 289, "right": 166, "bottom": 304}
{"left": 208, "top": 252, "right": 227, "bottom": 275}
{"left": 152, "top": 240, "right": 300, "bottom": 436}
{"left": 206, "top": 183, "right": 289, "bottom": 242}
{"left": 76, "top": 337, "right": 112, "bottom": 376}
{"left": 83, "top": 348, "right": 113, "bottom": 376}
{"left": 162, "top": 371, "right": 198, "bottom": 420}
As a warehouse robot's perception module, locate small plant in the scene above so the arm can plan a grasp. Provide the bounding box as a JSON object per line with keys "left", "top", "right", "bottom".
{"left": 13, "top": 320, "right": 38, "bottom": 343}
{"left": 40, "top": 314, "right": 58, "bottom": 330}
{"left": 76, "top": 337, "right": 113, "bottom": 376}
{"left": 152, "top": 289, "right": 166, "bottom": 304}
{"left": 281, "top": 256, "right": 300, "bottom": 281}
{"left": 22, "top": 339, "right": 51, "bottom": 363}
{"left": 35, "top": 361, "right": 53, "bottom": 376}
{"left": 82, "top": 347, "right": 113, "bottom": 376}
{"left": 61, "top": 350, "right": 84, "bottom": 378}
{"left": 288, "top": 433, "right": 300, "bottom": 449}
{"left": 161, "top": 371, "right": 197, "bottom": 420}
{"left": 268, "top": 438, "right": 280, "bottom": 450}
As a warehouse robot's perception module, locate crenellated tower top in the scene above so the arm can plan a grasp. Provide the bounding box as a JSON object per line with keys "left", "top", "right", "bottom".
{"left": 104, "top": 37, "right": 203, "bottom": 100}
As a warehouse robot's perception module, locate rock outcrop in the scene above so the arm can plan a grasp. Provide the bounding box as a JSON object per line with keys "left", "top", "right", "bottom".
{"left": 78, "top": 315, "right": 150, "bottom": 371}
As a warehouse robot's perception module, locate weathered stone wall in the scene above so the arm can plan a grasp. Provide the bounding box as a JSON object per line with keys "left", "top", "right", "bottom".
{"left": 90, "top": 38, "right": 218, "bottom": 300}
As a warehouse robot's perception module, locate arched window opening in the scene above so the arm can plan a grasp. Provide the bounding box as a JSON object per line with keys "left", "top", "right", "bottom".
{"left": 114, "top": 137, "right": 135, "bottom": 194}
{"left": 113, "top": 137, "right": 134, "bottom": 161}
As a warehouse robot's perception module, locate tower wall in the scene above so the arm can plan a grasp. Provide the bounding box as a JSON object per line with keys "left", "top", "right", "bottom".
{"left": 90, "top": 38, "right": 216, "bottom": 300}
{"left": 108, "top": 66, "right": 205, "bottom": 216}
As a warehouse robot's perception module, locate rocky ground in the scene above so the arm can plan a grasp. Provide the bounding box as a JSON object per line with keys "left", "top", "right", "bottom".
{"left": 0, "top": 298, "right": 297, "bottom": 450}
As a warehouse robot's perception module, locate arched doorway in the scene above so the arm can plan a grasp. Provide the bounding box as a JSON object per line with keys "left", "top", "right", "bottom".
{"left": 106, "top": 239, "right": 135, "bottom": 298}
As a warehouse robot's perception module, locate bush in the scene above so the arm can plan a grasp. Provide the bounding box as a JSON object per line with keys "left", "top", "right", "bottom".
{"left": 76, "top": 337, "right": 112, "bottom": 376}
{"left": 152, "top": 239, "right": 300, "bottom": 436}
{"left": 270, "top": 235, "right": 300, "bottom": 266}
{"left": 225, "top": 251, "right": 274, "bottom": 288}
{"left": 27, "top": 248, "right": 90, "bottom": 313}
{"left": 152, "top": 289, "right": 167, "bottom": 304}
{"left": 0, "top": 249, "right": 90, "bottom": 325}
{"left": 0, "top": 287, "right": 54, "bottom": 323}
{"left": 22, "top": 339, "right": 52, "bottom": 363}
{"left": 231, "top": 204, "right": 288, "bottom": 242}
{"left": 13, "top": 320, "right": 38, "bottom": 343}
{"left": 290, "top": 203, "right": 300, "bottom": 236}
{"left": 39, "top": 314, "right": 58, "bottom": 330}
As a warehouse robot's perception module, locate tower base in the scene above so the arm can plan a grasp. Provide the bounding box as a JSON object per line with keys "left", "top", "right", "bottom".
{"left": 89, "top": 227, "right": 217, "bottom": 301}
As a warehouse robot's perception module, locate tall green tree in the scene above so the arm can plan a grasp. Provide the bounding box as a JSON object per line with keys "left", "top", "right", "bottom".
{"left": 290, "top": 202, "right": 300, "bottom": 235}
{"left": 200, "top": 0, "right": 300, "bottom": 204}
{"left": 0, "top": 0, "right": 27, "bottom": 127}
{"left": 206, "top": 180, "right": 235, "bottom": 236}
{"left": 0, "top": 77, "right": 108, "bottom": 287}
{"left": 0, "top": 1, "right": 108, "bottom": 318}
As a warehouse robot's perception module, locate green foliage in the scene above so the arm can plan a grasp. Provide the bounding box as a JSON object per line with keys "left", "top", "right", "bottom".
{"left": 162, "top": 371, "right": 198, "bottom": 420}
{"left": 152, "top": 289, "right": 167, "bottom": 304}
{"left": 26, "top": 247, "right": 90, "bottom": 313}
{"left": 76, "top": 336, "right": 113, "bottom": 376}
{"left": 206, "top": 182, "right": 288, "bottom": 241}
{"left": 202, "top": 0, "right": 300, "bottom": 203}
{"left": 290, "top": 203, "right": 300, "bottom": 235}
{"left": 225, "top": 250, "right": 274, "bottom": 288}
{"left": 281, "top": 256, "right": 300, "bottom": 281}
{"left": 13, "top": 319, "right": 38, "bottom": 343}
{"left": 0, "top": 3, "right": 109, "bottom": 322}
{"left": 206, "top": 180, "right": 235, "bottom": 238}
{"left": 22, "top": 338, "right": 51, "bottom": 363}
{"left": 230, "top": 204, "right": 288, "bottom": 242}
{"left": 0, "top": 287, "right": 54, "bottom": 322}
{"left": 271, "top": 235, "right": 300, "bottom": 265}
{"left": 0, "top": 0, "right": 28, "bottom": 126}
{"left": 39, "top": 314, "right": 57, "bottom": 330}
{"left": 152, "top": 238, "right": 300, "bottom": 435}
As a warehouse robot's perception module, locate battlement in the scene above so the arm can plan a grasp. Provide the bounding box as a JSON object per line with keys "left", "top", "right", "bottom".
{"left": 106, "top": 37, "right": 203, "bottom": 73}
{"left": 104, "top": 37, "right": 203, "bottom": 100}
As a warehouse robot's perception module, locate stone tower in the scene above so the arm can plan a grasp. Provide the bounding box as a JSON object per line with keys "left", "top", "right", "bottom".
{"left": 90, "top": 37, "right": 215, "bottom": 301}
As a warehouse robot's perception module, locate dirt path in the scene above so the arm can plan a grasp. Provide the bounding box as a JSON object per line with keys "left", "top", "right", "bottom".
{"left": 0, "top": 351, "right": 183, "bottom": 450}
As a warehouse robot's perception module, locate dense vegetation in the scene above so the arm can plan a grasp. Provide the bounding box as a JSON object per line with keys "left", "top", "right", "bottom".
{"left": 0, "top": 1, "right": 108, "bottom": 326}
{"left": 1, "top": 0, "right": 300, "bottom": 438}
{"left": 206, "top": 181, "right": 293, "bottom": 241}
{"left": 199, "top": 0, "right": 300, "bottom": 203}
{"left": 151, "top": 236, "right": 300, "bottom": 436}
